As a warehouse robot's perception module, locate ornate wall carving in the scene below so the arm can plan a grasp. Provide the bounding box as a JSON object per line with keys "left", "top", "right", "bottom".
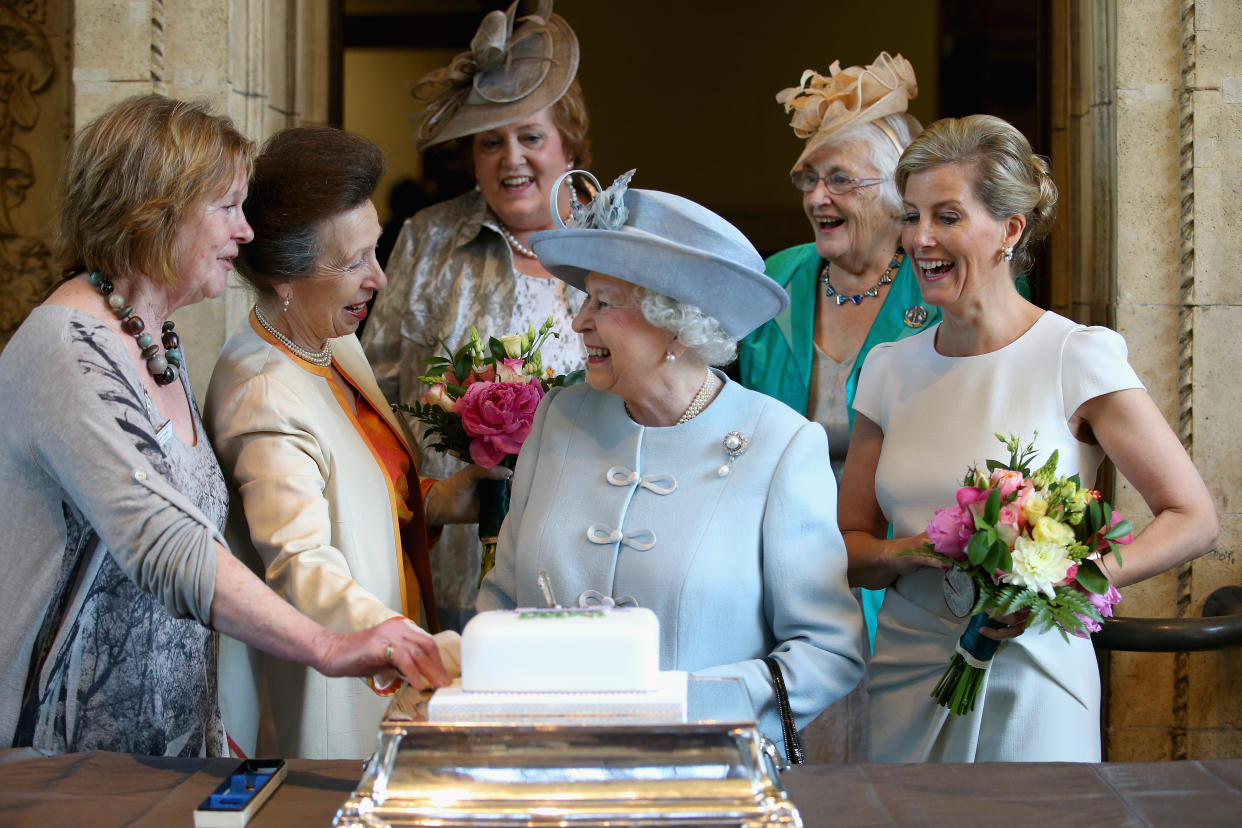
{"left": 0, "top": 0, "right": 69, "bottom": 349}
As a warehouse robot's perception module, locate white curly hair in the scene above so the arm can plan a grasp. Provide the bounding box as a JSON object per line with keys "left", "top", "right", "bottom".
{"left": 637, "top": 287, "right": 737, "bottom": 366}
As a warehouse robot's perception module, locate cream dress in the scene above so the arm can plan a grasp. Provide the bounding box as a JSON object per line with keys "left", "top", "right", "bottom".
{"left": 852, "top": 311, "right": 1143, "bottom": 762}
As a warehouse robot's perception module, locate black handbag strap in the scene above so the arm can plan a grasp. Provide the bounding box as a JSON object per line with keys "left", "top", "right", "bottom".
{"left": 762, "top": 655, "right": 805, "bottom": 764}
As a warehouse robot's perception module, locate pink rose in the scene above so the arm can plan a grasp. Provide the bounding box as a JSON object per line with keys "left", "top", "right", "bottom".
{"left": 421, "top": 382, "right": 448, "bottom": 406}
{"left": 956, "top": 486, "right": 991, "bottom": 519}
{"left": 927, "top": 505, "right": 974, "bottom": 560}
{"left": 453, "top": 379, "right": 545, "bottom": 468}
{"left": 997, "top": 502, "right": 1023, "bottom": 545}
{"left": 1013, "top": 481, "right": 1033, "bottom": 511}
{"left": 495, "top": 358, "right": 526, "bottom": 383}
{"left": 989, "top": 468, "right": 1026, "bottom": 500}
{"left": 1095, "top": 510, "right": 1133, "bottom": 552}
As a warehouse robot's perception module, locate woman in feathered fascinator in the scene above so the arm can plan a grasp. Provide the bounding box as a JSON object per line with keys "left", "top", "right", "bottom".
{"left": 363, "top": 1, "right": 591, "bottom": 630}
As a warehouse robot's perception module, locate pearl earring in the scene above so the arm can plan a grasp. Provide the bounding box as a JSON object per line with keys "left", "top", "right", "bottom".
{"left": 282, "top": 294, "right": 290, "bottom": 312}
{"left": 665, "top": 351, "right": 676, "bottom": 363}
{"left": 1001, "top": 246, "right": 1014, "bottom": 263}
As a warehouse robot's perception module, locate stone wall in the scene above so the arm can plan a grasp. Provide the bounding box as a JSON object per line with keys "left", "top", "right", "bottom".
{"left": 1053, "top": 0, "right": 1242, "bottom": 760}
{"left": 68, "top": 0, "right": 330, "bottom": 399}
{"left": 1, "top": 0, "right": 72, "bottom": 351}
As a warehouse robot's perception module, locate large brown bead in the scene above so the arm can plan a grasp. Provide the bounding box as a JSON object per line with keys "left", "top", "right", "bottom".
{"left": 161, "top": 330, "right": 180, "bottom": 349}
{"left": 122, "top": 316, "right": 145, "bottom": 335}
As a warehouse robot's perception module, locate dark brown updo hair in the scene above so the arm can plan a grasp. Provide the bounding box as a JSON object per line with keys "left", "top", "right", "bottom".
{"left": 237, "top": 126, "right": 385, "bottom": 292}
{"left": 896, "top": 114, "right": 1057, "bottom": 274}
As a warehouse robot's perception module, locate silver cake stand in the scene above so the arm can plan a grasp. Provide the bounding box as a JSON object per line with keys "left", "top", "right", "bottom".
{"left": 332, "top": 676, "right": 802, "bottom": 827}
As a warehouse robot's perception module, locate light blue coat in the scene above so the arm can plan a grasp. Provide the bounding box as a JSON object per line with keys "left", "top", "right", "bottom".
{"left": 477, "top": 375, "right": 866, "bottom": 745}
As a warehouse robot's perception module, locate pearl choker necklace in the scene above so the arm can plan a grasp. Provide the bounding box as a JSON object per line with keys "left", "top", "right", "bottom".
{"left": 676, "top": 369, "right": 719, "bottom": 425}
{"left": 497, "top": 222, "right": 537, "bottom": 258}
{"left": 819, "top": 249, "right": 905, "bottom": 305}
{"left": 254, "top": 305, "right": 333, "bottom": 367}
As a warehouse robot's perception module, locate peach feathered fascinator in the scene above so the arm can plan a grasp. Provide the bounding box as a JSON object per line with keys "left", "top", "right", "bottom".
{"left": 777, "top": 51, "right": 918, "bottom": 172}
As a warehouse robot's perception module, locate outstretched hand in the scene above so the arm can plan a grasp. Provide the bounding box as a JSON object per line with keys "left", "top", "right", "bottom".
{"left": 425, "top": 462, "right": 513, "bottom": 525}
{"left": 315, "top": 617, "right": 449, "bottom": 688}
{"left": 891, "top": 532, "right": 946, "bottom": 577}
{"left": 979, "top": 609, "right": 1031, "bottom": 641}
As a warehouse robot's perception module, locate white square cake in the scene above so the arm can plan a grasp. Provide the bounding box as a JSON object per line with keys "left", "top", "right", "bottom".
{"left": 427, "top": 606, "right": 688, "bottom": 724}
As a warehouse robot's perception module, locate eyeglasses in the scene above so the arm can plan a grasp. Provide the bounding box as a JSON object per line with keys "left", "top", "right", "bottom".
{"left": 791, "top": 169, "right": 887, "bottom": 195}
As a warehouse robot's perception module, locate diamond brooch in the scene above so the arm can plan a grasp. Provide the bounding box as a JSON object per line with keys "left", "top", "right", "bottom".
{"left": 717, "top": 431, "right": 750, "bottom": 477}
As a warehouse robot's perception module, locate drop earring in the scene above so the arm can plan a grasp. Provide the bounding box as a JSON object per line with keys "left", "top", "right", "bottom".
{"left": 1001, "top": 246, "right": 1014, "bottom": 263}
{"left": 282, "top": 294, "right": 290, "bottom": 312}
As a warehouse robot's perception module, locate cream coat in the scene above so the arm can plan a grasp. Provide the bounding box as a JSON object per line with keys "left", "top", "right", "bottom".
{"left": 205, "top": 313, "right": 433, "bottom": 759}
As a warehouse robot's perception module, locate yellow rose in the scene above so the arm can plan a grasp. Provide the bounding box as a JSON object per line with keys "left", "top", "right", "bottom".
{"left": 1022, "top": 490, "right": 1049, "bottom": 524}
{"left": 1032, "top": 515, "right": 1075, "bottom": 547}
{"left": 500, "top": 333, "right": 525, "bottom": 359}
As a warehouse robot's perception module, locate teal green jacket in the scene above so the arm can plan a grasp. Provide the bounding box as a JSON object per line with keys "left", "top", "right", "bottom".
{"left": 738, "top": 243, "right": 938, "bottom": 425}
{"left": 738, "top": 243, "right": 937, "bottom": 649}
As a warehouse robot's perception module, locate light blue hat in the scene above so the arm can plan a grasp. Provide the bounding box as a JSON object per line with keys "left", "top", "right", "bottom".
{"left": 530, "top": 170, "right": 789, "bottom": 340}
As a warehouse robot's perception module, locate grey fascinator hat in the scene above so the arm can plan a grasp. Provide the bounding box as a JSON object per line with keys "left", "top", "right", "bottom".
{"left": 531, "top": 170, "right": 789, "bottom": 341}
{"left": 412, "top": 0, "right": 579, "bottom": 151}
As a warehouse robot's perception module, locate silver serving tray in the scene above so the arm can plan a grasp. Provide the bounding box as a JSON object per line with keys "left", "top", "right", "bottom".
{"left": 333, "top": 677, "right": 802, "bottom": 827}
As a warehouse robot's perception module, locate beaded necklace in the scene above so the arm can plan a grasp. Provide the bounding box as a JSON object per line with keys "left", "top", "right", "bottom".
{"left": 254, "top": 304, "right": 333, "bottom": 367}
{"left": 819, "top": 249, "right": 905, "bottom": 305}
{"left": 90, "top": 271, "right": 181, "bottom": 385}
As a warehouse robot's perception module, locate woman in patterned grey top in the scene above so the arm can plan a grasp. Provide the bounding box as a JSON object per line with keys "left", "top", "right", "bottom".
{"left": 0, "top": 95, "right": 450, "bottom": 756}
{"left": 363, "top": 1, "right": 589, "bottom": 628}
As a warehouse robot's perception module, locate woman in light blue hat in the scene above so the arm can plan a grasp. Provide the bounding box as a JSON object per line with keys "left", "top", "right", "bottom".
{"left": 477, "top": 171, "right": 865, "bottom": 753}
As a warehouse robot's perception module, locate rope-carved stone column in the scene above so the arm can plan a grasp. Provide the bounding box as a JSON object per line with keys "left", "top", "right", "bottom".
{"left": 1172, "top": 0, "right": 1196, "bottom": 762}
{"left": 151, "top": 0, "right": 166, "bottom": 89}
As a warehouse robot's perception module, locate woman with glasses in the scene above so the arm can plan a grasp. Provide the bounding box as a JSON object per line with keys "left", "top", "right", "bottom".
{"left": 738, "top": 54, "right": 929, "bottom": 654}
{"left": 738, "top": 53, "right": 929, "bottom": 486}
{"left": 733, "top": 53, "right": 927, "bottom": 762}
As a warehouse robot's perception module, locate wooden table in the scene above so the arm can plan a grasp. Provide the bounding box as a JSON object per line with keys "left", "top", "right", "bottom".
{"left": 3, "top": 748, "right": 1240, "bottom": 826}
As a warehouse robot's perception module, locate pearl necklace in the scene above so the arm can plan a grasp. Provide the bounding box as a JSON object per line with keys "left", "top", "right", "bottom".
{"left": 254, "top": 304, "right": 333, "bottom": 367}
{"left": 676, "top": 369, "right": 719, "bottom": 425}
{"left": 497, "top": 222, "right": 537, "bottom": 258}
{"left": 819, "top": 248, "right": 905, "bottom": 305}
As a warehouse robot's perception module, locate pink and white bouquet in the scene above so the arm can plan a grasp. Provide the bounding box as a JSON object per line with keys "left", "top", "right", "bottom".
{"left": 398, "top": 318, "right": 582, "bottom": 583}
{"left": 914, "top": 433, "right": 1131, "bottom": 715}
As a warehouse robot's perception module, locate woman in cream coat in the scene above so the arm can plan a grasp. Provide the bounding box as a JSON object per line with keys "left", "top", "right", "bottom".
{"left": 206, "top": 127, "right": 500, "bottom": 759}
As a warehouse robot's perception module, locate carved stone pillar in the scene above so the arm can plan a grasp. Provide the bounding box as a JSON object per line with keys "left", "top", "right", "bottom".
{"left": 1053, "top": 0, "right": 1242, "bottom": 761}
{"left": 0, "top": 1, "right": 72, "bottom": 351}
{"left": 66, "top": 0, "right": 331, "bottom": 399}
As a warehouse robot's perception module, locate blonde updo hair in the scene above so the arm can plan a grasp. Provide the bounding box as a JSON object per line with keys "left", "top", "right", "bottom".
{"left": 895, "top": 114, "right": 1056, "bottom": 274}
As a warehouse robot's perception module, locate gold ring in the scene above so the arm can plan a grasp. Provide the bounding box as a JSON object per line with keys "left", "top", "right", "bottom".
{"left": 385, "top": 643, "right": 395, "bottom": 664}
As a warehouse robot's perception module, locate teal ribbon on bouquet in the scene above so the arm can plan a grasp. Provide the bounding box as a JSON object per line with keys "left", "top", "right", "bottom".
{"left": 931, "top": 613, "right": 1008, "bottom": 715}
{"left": 475, "top": 476, "right": 511, "bottom": 587}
